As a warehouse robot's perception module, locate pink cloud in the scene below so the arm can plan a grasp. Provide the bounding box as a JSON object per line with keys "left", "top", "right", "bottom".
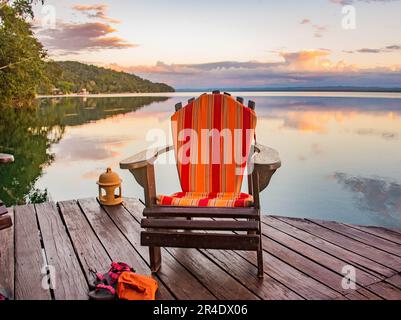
{"left": 38, "top": 21, "right": 136, "bottom": 54}
{"left": 299, "top": 19, "right": 329, "bottom": 38}
{"left": 300, "top": 19, "right": 311, "bottom": 24}
{"left": 73, "top": 4, "right": 120, "bottom": 23}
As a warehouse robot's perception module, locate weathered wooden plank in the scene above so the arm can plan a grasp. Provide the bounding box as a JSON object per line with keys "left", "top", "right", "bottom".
{"left": 0, "top": 208, "right": 14, "bottom": 299}
{"left": 141, "top": 218, "right": 259, "bottom": 231}
{"left": 14, "top": 204, "right": 51, "bottom": 300}
{"left": 309, "top": 218, "right": 401, "bottom": 258}
{"left": 166, "top": 247, "right": 260, "bottom": 300}
{"left": 236, "top": 249, "right": 340, "bottom": 299}
{"left": 58, "top": 200, "right": 111, "bottom": 300}
{"left": 261, "top": 220, "right": 379, "bottom": 286}
{"left": 274, "top": 216, "right": 400, "bottom": 274}
{"left": 366, "top": 281, "right": 401, "bottom": 300}
{"left": 385, "top": 274, "right": 401, "bottom": 289}
{"left": 202, "top": 248, "right": 303, "bottom": 300}
{"left": 58, "top": 200, "right": 112, "bottom": 290}
{"left": 388, "top": 227, "right": 401, "bottom": 235}
{"left": 260, "top": 230, "right": 350, "bottom": 294}
{"left": 77, "top": 198, "right": 175, "bottom": 300}
{"left": 350, "top": 225, "right": 401, "bottom": 246}
{"left": 267, "top": 216, "right": 391, "bottom": 278}
{"left": 345, "top": 291, "right": 368, "bottom": 300}
{"left": 103, "top": 198, "right": 215, "bottom": 300}
{"left": 142, "top": 231, "right": 260, "bottom": 250}
{"left": 201, "top": 220, "right": 303, "bottom": 300}
{"left": 143, "top": 206, "right": 259, "bottom": 219}
{"left": 77, "top": 198, "right": 149, "bottom": 271}
{"left": 345, "top": 287, "right": 383, "bottom": 300}
{"left": 358, "top": 287, "right": 384, "bottom": 300}
{"left": 35, "top": 202, "right": 88, "bottom": 300}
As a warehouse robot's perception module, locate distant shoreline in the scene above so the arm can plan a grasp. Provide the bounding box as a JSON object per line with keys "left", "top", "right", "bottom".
{"left": 177, "top": 87, "right": 401, "bottom": 93}
{"left": 37, "top": 91, "right": 401, "bottom": 99}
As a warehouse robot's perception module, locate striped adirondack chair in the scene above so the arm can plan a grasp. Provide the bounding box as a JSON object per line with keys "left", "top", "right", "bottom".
{"left": 120, "top": 91, "right": 281, "bottom": 277}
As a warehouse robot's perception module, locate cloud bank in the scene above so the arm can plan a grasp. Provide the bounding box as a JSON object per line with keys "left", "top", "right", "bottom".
{"left": 72, "top": 4, "right": 120, "bottom": 24}
{"left": 36, "top": 3, "right": 134, "bottom": 55}
{"left": 105, "top": 50, "right": 401, "bottom": 89}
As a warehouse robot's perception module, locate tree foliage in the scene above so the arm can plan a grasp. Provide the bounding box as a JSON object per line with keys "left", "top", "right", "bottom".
{"left": 1, "top": 0, "right": 44, "bottom": 19}
{"left": 0, "top": 1, "right": 48, "bottom": 106}
{"left": 0, "top": 1, "right": 174, "bottom": 105}
{"left": 0, "top": 103, "right": 61, "bottom": 205}
{"left": 39, "top": 61, "right": 175, "bottom": 94}
{"left": 0, "top": 96, "right": 167, "bottom": 205}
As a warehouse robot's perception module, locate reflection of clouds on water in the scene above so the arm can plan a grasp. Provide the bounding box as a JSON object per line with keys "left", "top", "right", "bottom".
{"left": 256, "top": 97, "right": 401, "bottom": 133}
{"left": 54, "top": 136, "right": 130, "bottom": 162}
{"left": 298, "top": 143, "right": 324, "bottom": 161}
{"left": 280, "top": 111, "right": 346, "bottom": 132}
{"left": 82, "top": 170, "right": 103, "bottom": 180}
{"left": 333, "top": 172, "right": 401, "bottom": 219}
{"left": 256, "top": 97, "right": 401, "bottom": 114}
{"left": 355, "top": 128, "right": 399, "bottom": 140}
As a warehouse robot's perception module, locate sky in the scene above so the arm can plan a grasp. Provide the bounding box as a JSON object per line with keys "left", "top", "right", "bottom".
{"left": 33, "top": 0, "right": 401, "bottom": 89}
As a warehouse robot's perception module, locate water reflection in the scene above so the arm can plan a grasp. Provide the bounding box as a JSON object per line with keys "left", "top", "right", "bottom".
{"left": 0, "top": 106, "right": 62, "bottom": 205}
{"left": 354, "top": 128, "right": 398, "bottom": 141}
{"left": 333, "top": 172, "right": 401, "bottom": 224}
{"left": 1, "top": 95, "right": 401, "bottom": 228}
{"left": 54, "top": 136, "right": 128, "bottom": 162}
{"left": 256, "top": 97, "right": 401, "bottom": 134}
{"left": 0, "top": 97, "right": 168, "bottom": 205}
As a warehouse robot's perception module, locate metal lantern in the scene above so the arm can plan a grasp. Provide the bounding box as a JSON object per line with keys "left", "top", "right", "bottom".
{"left": 97, "top": 167, "right": 123, "bottom": 206}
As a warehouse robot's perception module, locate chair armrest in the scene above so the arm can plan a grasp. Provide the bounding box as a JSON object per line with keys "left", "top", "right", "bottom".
{"left": 253, "top": 143, "right": 281, "bottom": 170}
{"left": 251, "top": 143, "right": 281, "bottom": 193}
{"left": 120, "top": 145, "right": 173, "bottom": 170}
{"left": 120, "top": 145, "right": 173, "bottom": 206}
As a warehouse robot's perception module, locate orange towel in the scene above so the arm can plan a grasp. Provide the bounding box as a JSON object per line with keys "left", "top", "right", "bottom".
{"left": 117, "top": 271, "right": 158, "bottom": 300}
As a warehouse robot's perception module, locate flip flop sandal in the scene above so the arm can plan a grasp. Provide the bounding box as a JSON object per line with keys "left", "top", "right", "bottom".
{"left": 108, "top": 262, "right": 135, "bottom": 284}
{"left": 88, "top": 268, "right": 113, "bottom": 291}
{"left": 88, "top": 284, "right": 116, "bottom": 301}
{"left": 0, "top": 288, "right": 10, "bottom": 300}
{"left": 88, "top": 262, "right": 135, "bottom": 290}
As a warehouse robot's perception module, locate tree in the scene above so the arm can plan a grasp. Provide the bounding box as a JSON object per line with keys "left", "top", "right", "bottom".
{"left": 37, "top": 61, "right": 175, "bottom": 94}
{"left": 0, "top": 1, "right": 47, "bottom": 106}
{"left": 1, "top": 1, "right": 44, "bottom": 19}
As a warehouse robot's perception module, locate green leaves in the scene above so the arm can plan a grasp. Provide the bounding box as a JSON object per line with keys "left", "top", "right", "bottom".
{"left": 1, "top": 1, "right": 173, "bottom": 106}
{"left": 38, "top": 61, "right": 175, "bottom": 95}
{"left": 0, "top": 2, "right": 48, "bottom": 106}
{"left": 4, "top": 0, "right": 44, "bottom": 19}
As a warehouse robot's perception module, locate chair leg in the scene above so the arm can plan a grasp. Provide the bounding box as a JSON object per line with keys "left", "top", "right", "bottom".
{"left": 149, "top": 246, "right": 162, "bottom": 273}
{"left": 257, "top": 236, "right": 264, "bottom": 278}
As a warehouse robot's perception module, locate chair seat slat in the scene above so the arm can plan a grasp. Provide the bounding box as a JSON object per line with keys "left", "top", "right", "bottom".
{"left": 141, "top": 231, "right": 260, "bottom": 250}
{"left": 141, "top": 218, "right": 259, "bottom": 231}
{"left": 143, "top": 206, "right": 259, "bottom": 219}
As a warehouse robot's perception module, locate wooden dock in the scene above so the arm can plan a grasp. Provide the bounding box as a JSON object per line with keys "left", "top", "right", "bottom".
{"left": 1, "top": 197, "right": 401, "bottom": 300}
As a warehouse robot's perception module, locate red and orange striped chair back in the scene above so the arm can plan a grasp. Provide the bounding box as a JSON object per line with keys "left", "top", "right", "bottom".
{"left": 171, "top": 93, "right": 257, "bottom": 194}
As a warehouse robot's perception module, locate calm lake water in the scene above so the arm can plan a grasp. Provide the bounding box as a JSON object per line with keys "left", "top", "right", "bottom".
{"left": 1, "top": 93, "right": 401, "bottom": 228}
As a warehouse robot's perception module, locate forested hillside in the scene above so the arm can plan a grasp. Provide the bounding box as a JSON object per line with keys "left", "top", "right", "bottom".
{"left": 39, "top": 61, "right": 174, "bottom": 94}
